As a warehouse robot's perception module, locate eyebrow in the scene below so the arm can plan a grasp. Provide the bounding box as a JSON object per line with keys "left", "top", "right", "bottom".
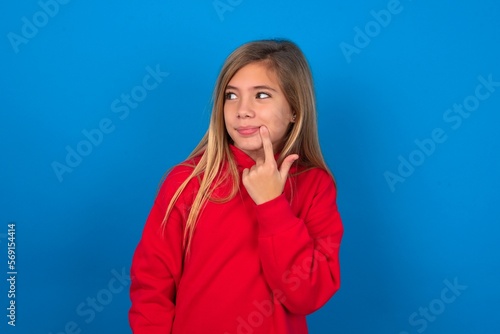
{"left": 226, "top": 85, "right": 278, "bottom": 92}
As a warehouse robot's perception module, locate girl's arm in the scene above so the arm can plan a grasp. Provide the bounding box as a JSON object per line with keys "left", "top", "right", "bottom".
{"left": 255, "top": 169, "right": 343, "bottom": 315}
{"left": 129, "top": 167, "right": 191, "bottom": 333}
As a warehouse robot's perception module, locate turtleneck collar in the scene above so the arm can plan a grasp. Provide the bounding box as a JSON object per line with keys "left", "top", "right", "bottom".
{"left": 229, "top": 144, "right": 257, "bottom": 169}
{"left": 229, "top": 144, "right": 283, "bottom": 170}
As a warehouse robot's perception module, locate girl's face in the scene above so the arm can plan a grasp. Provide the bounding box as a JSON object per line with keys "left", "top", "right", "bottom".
{"left": 223, "top": 62, "right": 295, "bottom": 161}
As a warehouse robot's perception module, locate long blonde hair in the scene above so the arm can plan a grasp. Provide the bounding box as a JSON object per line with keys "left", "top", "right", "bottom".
{"left": 162, "top": 39, "right": 332, "bottom": 253}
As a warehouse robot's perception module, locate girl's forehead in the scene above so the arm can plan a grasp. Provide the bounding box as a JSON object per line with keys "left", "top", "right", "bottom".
{"left": 228, "top": 62, "right": 280, "bottom": 86}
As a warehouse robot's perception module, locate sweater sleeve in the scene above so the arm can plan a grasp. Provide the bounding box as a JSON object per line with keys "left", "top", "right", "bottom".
{"left": 129, "top": 166, "right": 193, "bottom": 333}
{"left": 255, "top": 170, "right": 343, "bottom": 315}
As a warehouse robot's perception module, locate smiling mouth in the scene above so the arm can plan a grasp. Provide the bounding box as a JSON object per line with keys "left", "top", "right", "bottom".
{"left": 236, "top": 127, "right": 259, "bottom": 136}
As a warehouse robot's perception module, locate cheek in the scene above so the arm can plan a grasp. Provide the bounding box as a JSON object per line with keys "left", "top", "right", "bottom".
{"left": 223, "top": 108, "right": 232, "bottom": 127}
{"left": 267, "top": 115, "right": 292, "bottom": 142}
{"left": 270, "top": 107, "right": 292, "bottom": 127}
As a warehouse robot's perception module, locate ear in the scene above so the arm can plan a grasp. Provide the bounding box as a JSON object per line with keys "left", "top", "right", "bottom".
{"left": 291, "top": 112, "right": 297, "bottom": 123}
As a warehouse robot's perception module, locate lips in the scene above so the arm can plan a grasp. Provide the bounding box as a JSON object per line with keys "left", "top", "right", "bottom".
{"left": 236, "top": 126, "right": 259, "bottom": 136}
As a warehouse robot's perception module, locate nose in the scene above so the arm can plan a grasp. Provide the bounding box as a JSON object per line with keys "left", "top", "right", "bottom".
{"left": 236, "top": 96, "right": 255, "bottom": 119}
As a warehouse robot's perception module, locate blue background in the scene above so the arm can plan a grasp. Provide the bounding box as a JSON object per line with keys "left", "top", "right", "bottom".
{"left": 1, "top": 0, "right": 499, "bottom": 333}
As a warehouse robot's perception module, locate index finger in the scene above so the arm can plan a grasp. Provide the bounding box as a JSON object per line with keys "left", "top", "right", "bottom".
{"left": 259, "top": 126, "right": 275, "bottom": 163}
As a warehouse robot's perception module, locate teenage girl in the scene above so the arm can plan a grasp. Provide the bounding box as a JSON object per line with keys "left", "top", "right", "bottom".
{"left": 129, "top": 39, "right": 343, "bottom": 334}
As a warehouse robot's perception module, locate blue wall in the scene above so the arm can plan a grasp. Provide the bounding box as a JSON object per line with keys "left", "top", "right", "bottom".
{"left": 1, "top": 1, "right": 499, "bottom": 333}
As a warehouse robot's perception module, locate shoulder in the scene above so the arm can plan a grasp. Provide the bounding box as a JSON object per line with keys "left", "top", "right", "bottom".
{"left": 294, "top": 166, "right": 335, "bottom": 186}
{"left": 162, "top": 153, "right": 203, "bottom": 185}
{"left": 165, "top": 164, "right": 195, "bottom": 183}
{"left": 156, "top": 157, "right": 201, "bottom": 203}
{"left": 292, "top": 166, "right": 337, "bottom": 200}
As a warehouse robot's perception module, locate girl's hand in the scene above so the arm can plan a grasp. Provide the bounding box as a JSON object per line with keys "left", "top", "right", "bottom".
{"left": 242, "top": 126, "right": 299, "bottom": 205}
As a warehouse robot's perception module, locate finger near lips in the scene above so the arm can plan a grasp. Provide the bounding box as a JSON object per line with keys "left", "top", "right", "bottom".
{"left": 259, "top": 126, "right": 275, "bottom": 162}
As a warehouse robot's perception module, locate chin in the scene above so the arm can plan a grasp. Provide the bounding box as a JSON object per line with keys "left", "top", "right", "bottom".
{"left": 233, "top": 138, "right": 262, "bottom": 152}
{"left": 235, "top": 142, "right": 262, "bottom": 152}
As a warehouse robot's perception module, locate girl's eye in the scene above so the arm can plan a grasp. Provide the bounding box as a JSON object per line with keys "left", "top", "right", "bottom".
{"left": 256, "top": 92, "right": 271, "bottom": 99}
{"left": 225, "top": 92, "right": 237, "bottom": 100}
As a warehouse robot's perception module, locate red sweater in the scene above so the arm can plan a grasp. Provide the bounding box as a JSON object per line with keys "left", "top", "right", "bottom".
{"left": 129, "top": 145, "right": 343, "bottom": 334}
